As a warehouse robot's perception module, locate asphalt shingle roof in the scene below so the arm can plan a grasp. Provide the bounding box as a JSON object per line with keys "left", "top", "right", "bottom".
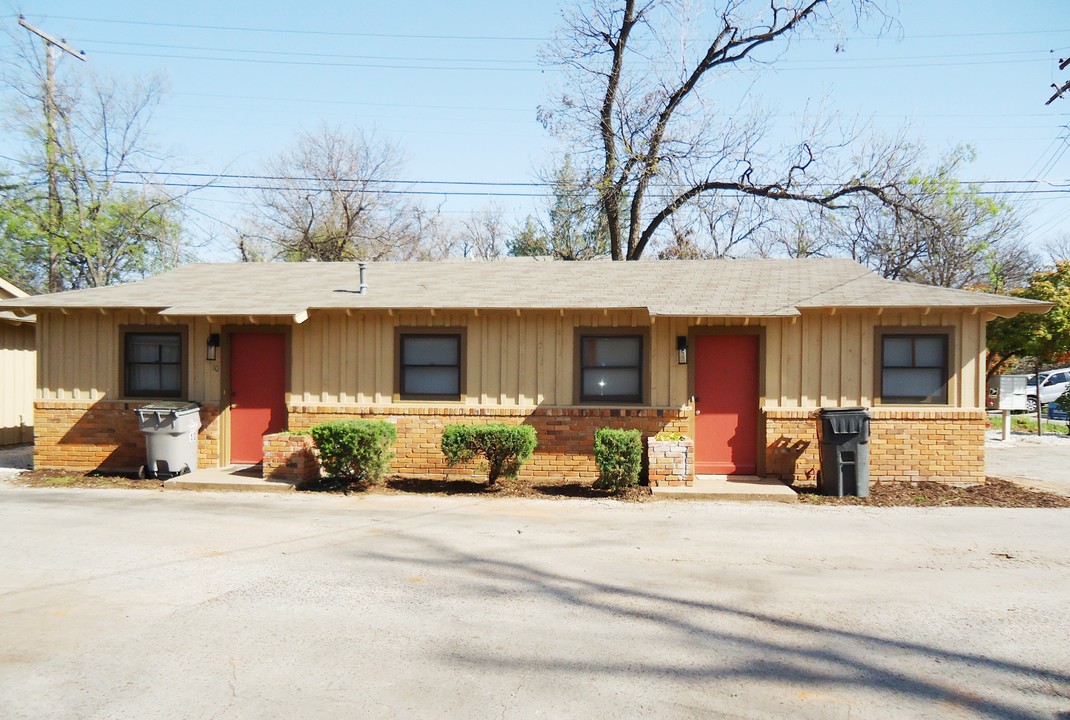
{"left": 0, "top": 276, "right": 33, "bottom": 325}
{"left": 0, "top": 258, "right": 1049, "bottom": 319}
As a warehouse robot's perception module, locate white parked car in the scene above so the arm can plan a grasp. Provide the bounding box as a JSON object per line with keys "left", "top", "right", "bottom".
{"left": 1025, "top": 368, "right": 1070, "bottom": 413}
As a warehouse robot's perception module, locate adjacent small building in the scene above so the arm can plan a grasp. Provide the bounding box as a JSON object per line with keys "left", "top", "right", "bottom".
{"left": 0, "top": 277, "right": 36, "bottom": 446}
{"left": 0, "top": 258, "right": 1049, "bottom": 483}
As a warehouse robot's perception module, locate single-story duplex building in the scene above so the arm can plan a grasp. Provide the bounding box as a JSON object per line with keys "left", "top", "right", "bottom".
{"left": 0, "top": 276, "right": 35, "bottom": 446}
{"left": 0, "top": 258, "right": 1049, "bottom": 484}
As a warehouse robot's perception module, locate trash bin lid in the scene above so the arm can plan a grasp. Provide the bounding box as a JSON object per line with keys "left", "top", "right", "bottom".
{"left": 818, "top": 407, "right": 868, "bottom": 415}
{"left": 135, "top": 401, "right": 200, "bottom": 415}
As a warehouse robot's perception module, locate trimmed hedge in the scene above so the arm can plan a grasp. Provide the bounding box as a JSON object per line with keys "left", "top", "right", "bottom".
{"left": 593, "top": 428, "right": 643, "bottom": 491}
{"left": 440, "top": 423, "right": 538, "bottom": 484}
{"left": 309, "top": 420, "right": 397, "bottom": 483}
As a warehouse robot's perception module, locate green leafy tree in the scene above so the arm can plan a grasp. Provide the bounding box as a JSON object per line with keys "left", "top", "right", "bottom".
{"left": 987, "top": 262, "right": 1070, "bottom": 431}
{"left": 0, "top": 29, "right": 186, "bottom": 293}
{"left": 832, "top": 146, "right": 1035, "bottom": 290}
{"left": 509, "top": 155, "right": 608, "bottom": 260}
{"left": 507, "top": 216, "right": 551, "bottom": 257}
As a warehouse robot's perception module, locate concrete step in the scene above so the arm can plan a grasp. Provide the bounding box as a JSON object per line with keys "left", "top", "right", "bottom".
{"left": 652, "top": 475, "right": 798, "bottom": 503}
{"left": 162, "top": 466, "right": 296, "bottom": 493}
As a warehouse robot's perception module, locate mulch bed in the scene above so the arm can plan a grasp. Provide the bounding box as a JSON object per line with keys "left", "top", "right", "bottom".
{"left": 794, "top": 478, "right": 1070, "bottom": 508}
{"left": 10, "top": 469, "right": 162, "bottom": 490}
{"left": 299, "top": 474, "right": 653, "bottom": 502}
{"left": 8, "top": 469, "right": 1069, "bottom": 508}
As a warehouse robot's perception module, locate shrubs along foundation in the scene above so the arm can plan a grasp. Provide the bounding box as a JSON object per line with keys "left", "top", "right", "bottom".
{"left": 440, "top": 423, "right": 538, "bottom": 485}
{"left": 593, "top": 428, "right": 643, "bottom": 491}
{"left": 309, "top": 420, "right": 397, "bottom": 483}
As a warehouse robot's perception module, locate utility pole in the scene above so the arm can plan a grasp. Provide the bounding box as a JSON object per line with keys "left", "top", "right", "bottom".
{"left": 1046, "top": 56, "right": 1070, "bottom": 106}
{"left": 18, "top": 16, "right": 85, "bottom": 292}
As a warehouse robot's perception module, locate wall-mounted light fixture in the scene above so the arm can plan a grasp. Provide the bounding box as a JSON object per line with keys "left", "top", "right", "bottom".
{"left": 206, "top": 333, "right": 221, "bottom": 361}
{"left": 676, "top": 336, "right": 687, "bottom": 365}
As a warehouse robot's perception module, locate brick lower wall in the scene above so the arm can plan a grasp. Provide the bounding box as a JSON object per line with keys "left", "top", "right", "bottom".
{"left": 34, "top": 399, "right": 985, "bottom": 485}
{"left": 34, "top": 401, "right": 221, "bottom": 472}
{"left": 288, "top": 404, "right": 690, "bottom": 482}
{"left": 764, "top": 408, "right": 987, "bottom": 484}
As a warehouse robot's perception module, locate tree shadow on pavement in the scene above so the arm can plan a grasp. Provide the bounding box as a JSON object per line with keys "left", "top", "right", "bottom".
{"left": 361, "top": 534, "right": 1069, "bottom": 720}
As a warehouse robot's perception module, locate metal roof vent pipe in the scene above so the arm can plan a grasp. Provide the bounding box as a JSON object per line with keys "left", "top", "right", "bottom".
{"left": 358, "top": 261, "right": 368, "bottom": 294}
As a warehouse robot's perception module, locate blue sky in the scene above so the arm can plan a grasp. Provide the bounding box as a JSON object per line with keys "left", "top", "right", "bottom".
{"left": 2, "top": 1, "right": 1068, "bottom": 261}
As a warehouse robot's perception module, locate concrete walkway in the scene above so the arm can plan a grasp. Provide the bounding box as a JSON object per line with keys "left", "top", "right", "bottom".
{"left": 162, "top": 465, "right": 296, "bottom": 492}
{"left": 652, "top": 474, "right": 797, "bottom": 502}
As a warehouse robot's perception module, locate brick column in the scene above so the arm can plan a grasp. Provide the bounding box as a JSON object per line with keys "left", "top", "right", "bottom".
{"left": 262, "top": 433, "right": 320, "bottom": 486}
{"left": 647, "top": 437, "right": 694, "bottom": 486}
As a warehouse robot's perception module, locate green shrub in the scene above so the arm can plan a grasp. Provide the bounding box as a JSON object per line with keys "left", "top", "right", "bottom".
{"left": 654, "top": 431, "right": 687, "bottom": 441}
{"left": 309, "top": 420, "right": 397, "bottom": 483}
{"left": 593, "top": 428, "right": 643, "bottom": 491}
{"left": 440, "top": 423, "right": 538, "bottom": 484}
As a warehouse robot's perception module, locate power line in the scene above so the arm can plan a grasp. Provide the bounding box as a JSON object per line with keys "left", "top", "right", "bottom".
{"left": 42, "top": 15, "right": 544, "bottom": 42}
{"left": 36, "top": 14, "right": 1070, "bottom": 43}
{"left": 78, "top": 38, "right": 539, "bottom": 66}
{"left": 171, "top": 91, "right": 532, "bottom": 113}
{"left": 102, "top": 178, "right": 1070, "bottom": 200}
{"left": 86, "top": 169, "right": 1070, "bottom": 189}
{"left": 74, "top": 36, "right": 1057, "bottom": 68}
{"left": 89, "top": 49, "right": 541, "bottom": 72}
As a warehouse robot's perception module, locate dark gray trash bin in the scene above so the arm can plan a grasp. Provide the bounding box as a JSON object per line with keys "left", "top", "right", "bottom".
{"left": 135, "top": 401, "right": 201, "bottom": 479}
{"left": 817, "top": 407, "right": 871, "bottom": 497}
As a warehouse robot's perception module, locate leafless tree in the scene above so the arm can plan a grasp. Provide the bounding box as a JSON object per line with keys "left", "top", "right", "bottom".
{"left": 828, "top": 146, "right": 1037, "bottom": 290}
{"left": 460, "top": 206, "right": 507, "bottom": 259}
{"left": 537, "top": 0, "right": 935, "bottom": 261}
{"left": 241, "top": 125, "right": 432, "bottom": 262}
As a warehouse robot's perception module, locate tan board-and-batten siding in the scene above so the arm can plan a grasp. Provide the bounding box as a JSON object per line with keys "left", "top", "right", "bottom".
{"left": 36, "top": 306, "right": 988, "bottom": 410}
{"left": 0, "top": 320, "right": 35, "bottom": 445}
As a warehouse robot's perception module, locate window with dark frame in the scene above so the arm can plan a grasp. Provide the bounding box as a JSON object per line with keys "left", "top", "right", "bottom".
{"left": 580, "top": 334, "right": 643, "bottom": 403}
{"left": 400, "top": 333, "right": 461, "bottom": 400}
{"left": 880, "top": 333, "right": 949, "bottom": 404}
{"left": 124, "top": 332, "right": 183, "bottom": 398}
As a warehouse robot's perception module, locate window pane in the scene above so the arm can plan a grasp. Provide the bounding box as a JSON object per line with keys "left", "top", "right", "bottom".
{"left": 404, "top": 367, "right": 459, "bottom": 395}
{"left": 403, "top": 336, "right": 458, "bottom": 366}
{"left": 914, "top": 337, "right": 945, "bottom": 367}
{"left": 158, "top": 337, "right": 182, "bottom": 363}
{"left": 883, "top": 337, "right": 914, "bottom": 367}
{"left": 883, "top": 368, "right": 944, "bottom": 400}
{"left": 583, "top": 336, "right": 640, "bottom": 368}
{"left": 128, "top": 337, "right": 159, "bottom": 362}
{"left": 583, "top": 368, "right": 640, "bottom": 399}
{"left": 128, "top": 364, "right": 160, "bottom": 393}
{"left": 125, "top": 332, "right": 183, "bottom": 397}
{"left": 159, "top": 365, "right": 182, "bottom": 393}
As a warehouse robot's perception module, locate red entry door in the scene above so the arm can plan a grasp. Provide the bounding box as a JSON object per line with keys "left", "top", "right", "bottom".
{"left": 694, "top": 334, "right": 759, "bottom": 475}
{"left": 229, "top": 333, "right": 287, "bottom": 464}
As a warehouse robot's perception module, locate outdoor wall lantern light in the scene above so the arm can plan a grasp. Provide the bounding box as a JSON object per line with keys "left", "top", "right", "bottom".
{"left": 206, "top": 333, "right": 221, "bottom": 361}
{"left": 677, "top": 336, "right": 687, "bottom": 365}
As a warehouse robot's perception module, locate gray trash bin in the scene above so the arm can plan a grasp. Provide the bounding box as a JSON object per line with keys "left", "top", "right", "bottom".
{"left": 817, "top": 407, "right": 871, "bottom": 497}
{"left": 135, "top": 401, "right": 201, "bottom": 479}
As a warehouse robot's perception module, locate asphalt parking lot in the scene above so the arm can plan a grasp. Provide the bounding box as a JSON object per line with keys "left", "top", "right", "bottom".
{"left": 985, "top": 430, "right": 1070, "bottom": 496}
{"left": 1, "top": 484, "right": 1068, "bottom": 720}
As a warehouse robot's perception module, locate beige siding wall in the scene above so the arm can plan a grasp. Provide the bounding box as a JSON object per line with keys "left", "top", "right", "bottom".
{"left": 762, "top": 309, "right": 987, "bottom": 410}
{"left": 36, "top": 310, "right": 248, "bottom": 403}
{"left": 36, "top": 306, "right": 988, "bottom": 411}
{"left": 0, "top": 320, "right": 35, "bottom": 444}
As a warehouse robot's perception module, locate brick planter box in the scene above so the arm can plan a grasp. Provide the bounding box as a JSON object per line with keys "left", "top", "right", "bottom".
{"left": 263, "top": 433, "right": 320, "bottom": 487}
{"left": 647, "top": 436, "right": 694, "bottom": 487}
